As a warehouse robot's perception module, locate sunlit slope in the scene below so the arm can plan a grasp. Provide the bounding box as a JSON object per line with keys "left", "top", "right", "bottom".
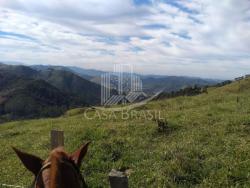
{"left": 0, "top": 78, "right": 250, "bottom": 187}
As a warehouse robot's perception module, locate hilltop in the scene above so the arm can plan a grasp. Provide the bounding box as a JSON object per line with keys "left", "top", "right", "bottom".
{"left": 0, "top": 77, "right": 249, "bottom": 187}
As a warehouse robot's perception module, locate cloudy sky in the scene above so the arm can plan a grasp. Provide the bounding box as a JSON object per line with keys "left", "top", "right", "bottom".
{"left": 0, "top": 0, "right": 250, "bottom": 79}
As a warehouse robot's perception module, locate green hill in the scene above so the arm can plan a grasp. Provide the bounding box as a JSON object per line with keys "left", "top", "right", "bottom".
{"left": 0, "top": 78, "right": 250, "bottom": 187}
{"left": 0, "top": 63, "right": 101, "bottom": 106}
{"left": 0, "top": 63, "right": 101, "bottom": 121}
{"left": 38, "top": 68, "right": 101, "bottom": 105}
{"left": 0, "top": 78, "right": 73, "bottom": 122}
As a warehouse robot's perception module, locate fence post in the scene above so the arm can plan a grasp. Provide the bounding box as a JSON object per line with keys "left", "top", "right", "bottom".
{"left": 51, "top": 130, "right": 64, "bottom": 149}
{"left": 109, "top": 169, "right": 128, "bottom": 188}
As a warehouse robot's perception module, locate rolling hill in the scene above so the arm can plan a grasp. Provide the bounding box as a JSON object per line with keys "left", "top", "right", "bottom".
{"left": 0, "top": 77, "right": 249, "bottom": 187}
{"left": 0, "top": 63, "right": 101, "bottom": 121}
{"left": 0, "top": 70, "right": 79, "bottom": 122}
{"left": 0, "top": 79, "right": 71, "bottom": 120}
{"left": 37, "top": 68, "right": 101, "bottom": 105}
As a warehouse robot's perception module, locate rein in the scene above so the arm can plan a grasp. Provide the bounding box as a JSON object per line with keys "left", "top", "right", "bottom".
{"left": 32, "top": 160, "right": 86, "bottom": 188}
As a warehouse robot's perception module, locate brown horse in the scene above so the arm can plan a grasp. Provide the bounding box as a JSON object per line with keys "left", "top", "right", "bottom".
{"left": 13, "top": 142, "right": 90, "bottom": 188}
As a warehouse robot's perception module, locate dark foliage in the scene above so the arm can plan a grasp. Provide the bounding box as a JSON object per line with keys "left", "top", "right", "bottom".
{"left": 215, "top": 80, "right": 232, "bottom": 87}
{"left": 155, "top": 85, "right": 206, "bottom": 100}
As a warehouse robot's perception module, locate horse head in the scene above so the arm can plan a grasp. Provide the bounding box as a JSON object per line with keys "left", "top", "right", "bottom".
{"left": 13, "top": 142, "right": 90, "bottom": 188}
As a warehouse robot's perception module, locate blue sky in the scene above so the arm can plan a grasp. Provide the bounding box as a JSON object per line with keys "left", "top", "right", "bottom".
{"left": 134, "top": 0, "right": 152, "bottom": 5}
{"left": 0, "top": 0, "right": 250, "bottom": 79}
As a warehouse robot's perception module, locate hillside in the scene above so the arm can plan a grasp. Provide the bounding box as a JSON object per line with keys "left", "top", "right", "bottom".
{"left": 0, "top": 63, "right": 101, "bottom": 121}
{"left": 0, "top": 78, "right": 249, "bottom": 187}
{"left": 0, "top": 78, "right": 73, "bottom": 122}
{"left": 0, "top": 63, "right": 101, "bottom": 105}
{"left": 38, "top": 68, "right": 101, "bottom": 105}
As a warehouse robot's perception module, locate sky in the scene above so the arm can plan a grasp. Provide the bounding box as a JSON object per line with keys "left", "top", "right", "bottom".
{"left": 0, "top": 0, "right": 250, "bottom": 79}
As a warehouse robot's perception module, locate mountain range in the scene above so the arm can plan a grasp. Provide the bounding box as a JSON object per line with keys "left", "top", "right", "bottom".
{"left": 0, "top": 62, "right": 221, "bottom": 122}
{"left": 31, "top": 64, "right": 220, "bottom": 92}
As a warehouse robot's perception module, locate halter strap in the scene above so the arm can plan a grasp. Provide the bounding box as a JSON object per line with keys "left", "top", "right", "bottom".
{"left": 33, "top": 161, "right": 86, "bottom": 188}
{"left": 33, "top": 162, "right": 51, "bottom": 188}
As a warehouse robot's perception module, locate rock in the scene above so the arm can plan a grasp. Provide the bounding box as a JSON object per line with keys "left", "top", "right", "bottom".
{"left": 109, "top": 169, "right": 128, "bottom": 188}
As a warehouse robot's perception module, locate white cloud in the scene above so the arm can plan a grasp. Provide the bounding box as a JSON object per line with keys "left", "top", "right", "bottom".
{"left": 0, "top": 0, "right": 249, "bottom": 79}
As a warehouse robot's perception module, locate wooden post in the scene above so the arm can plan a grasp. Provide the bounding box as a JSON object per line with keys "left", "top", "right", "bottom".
{"left": 109, "top": 169, "right": 128, "bottom": 188}
{"left": 51, "top": 130, "right": 64, "bottom": 150}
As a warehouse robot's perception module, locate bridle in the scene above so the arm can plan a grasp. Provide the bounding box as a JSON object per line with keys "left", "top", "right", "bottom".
{"left": 32, "top": 160, "right": 86, "bottom": 188}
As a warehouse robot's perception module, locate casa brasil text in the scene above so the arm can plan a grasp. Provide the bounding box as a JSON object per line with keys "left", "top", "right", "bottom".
{"left": 84, "top": 109, "right": 164, "bottom": 120}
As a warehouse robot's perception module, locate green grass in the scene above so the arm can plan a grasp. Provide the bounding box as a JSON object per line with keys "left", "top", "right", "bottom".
{"left": 0, "top": 79, "right": 250, "bottom": 187}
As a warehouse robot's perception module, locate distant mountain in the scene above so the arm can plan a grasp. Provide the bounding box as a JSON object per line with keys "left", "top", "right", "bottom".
{"left": 85, "top": 74, "right": 220, "bottom": 95}
{"left": 0, "top": 77, "right": 71, "bottom": 122}
{"left": 37, "top": 68, "right": 101, "bottom": 105}
{"left": 0, "top": 63, "right": 101, "bottom": 122}
{"left": 141, "top": 76, "right": 219, "bottom": 94}
{"left": 31, "top": 64, "right": 68, "bottom": 72}
{"left": 30, "top": 64, "right": 220, "bottom": 95}
{"left": 0, "top": 62, "right": 221, "bottom": 122}
{"left": 68, "top": 66, "right": 105, "bottom": 77}
{"left": 31, "top": 65, "right": 102, "bottom": 80}
{"left": 0, "top": 63, "right": 101, "bottom": 105}
{"left": 0, "top": 63, "right": 37, "bottom": 78}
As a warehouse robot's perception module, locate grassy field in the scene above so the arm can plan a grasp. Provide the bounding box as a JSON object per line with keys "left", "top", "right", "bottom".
{"left": 0, "top": 79, "right": 250, "bottom": 187}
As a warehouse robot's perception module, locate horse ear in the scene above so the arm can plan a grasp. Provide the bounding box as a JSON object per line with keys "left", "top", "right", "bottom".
{"left": 13, "top": 147, "right": 43, "bottom": 176}
{"left": 70, "top": 142, "right": 90, "bottom": 167}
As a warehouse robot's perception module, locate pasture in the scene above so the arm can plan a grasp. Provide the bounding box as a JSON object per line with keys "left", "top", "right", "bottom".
{"left": 0, "top": 79, "right": 250, "bottom": 187}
